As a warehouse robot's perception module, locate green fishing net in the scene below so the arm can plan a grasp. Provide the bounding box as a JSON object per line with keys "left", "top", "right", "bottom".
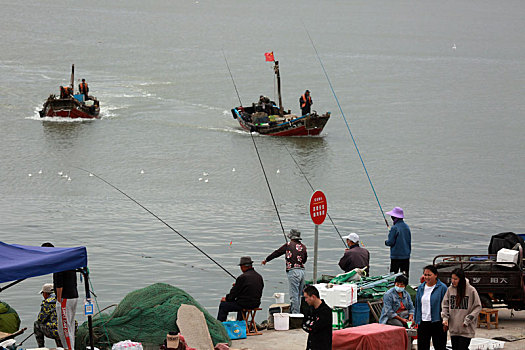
{"left": 76, "top": 283, "right": 230, "bottom": 350}
{"left": 0, "top": 301, "right": 20, "bottom": 334}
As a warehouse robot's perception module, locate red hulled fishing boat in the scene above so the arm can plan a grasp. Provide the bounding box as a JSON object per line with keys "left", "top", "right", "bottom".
{"left": 230, "top": 55, "right": 330, "bottom": 136}
{"left": 39, "top": 65, "right": 100, "bottom": 119}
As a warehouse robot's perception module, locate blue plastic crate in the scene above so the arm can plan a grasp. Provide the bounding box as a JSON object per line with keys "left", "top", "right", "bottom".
{"left": 73, "top": 94, "right": 84, "bottom": 102}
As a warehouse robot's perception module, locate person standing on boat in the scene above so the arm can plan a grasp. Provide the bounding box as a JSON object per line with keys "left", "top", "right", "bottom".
{"left": 217, "top": 256, "right": 264, "bottom": 322}
{"left": 384, "top": 206, "right": 412, "bottom": 279}
{"left": 78, "top": 79, "right": 89, "bottom": 100}
{"left": 41, "top": 242, "right": 78, "bottom": 350}
{"left": 338, "top": 232, "right": 370, "bottom": 275}
{"left": 262, "top": 229, "right": 307, "bottom": 314}
{"left": 299, "top": 90, "right": 313, "bottom": 116}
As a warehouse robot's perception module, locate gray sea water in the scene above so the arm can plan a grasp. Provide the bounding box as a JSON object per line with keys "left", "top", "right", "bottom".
{"left": 1, "top": 0, "right": 524, "bottom": 346}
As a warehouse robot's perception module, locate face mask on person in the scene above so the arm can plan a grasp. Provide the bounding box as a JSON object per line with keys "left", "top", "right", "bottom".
{"left": 394, "top": 286, "right": 405, "bottom": 293}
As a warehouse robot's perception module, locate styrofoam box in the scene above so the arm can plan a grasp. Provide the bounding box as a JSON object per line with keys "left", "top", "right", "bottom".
{"left": 314, "top": 283, "right": 358, "bottom": 308}
{"left": 496, "top": 248, "right": 519, "bottom": 264}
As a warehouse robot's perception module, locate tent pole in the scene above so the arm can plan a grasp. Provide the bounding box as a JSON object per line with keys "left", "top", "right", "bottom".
{"left": 80, "top": 267, "right": 94, "bottom": 350}
{"left": 0, "top": 278, "right": 26, "bottom": 293}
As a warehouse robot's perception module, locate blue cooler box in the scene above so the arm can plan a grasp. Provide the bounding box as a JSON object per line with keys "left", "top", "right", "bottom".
{"left": 222, "top": 321, "right": 246, "bottom": 340}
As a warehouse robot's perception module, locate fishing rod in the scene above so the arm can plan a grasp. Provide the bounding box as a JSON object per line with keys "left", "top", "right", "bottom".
{"left": 303, "top": 27, "right": 390, "bottom": 230}
{"left": 283, "top": 144, "right": 346, "bottom": 246}
{"left": 249, "top": 133, "right": 288, "bottom": 243}
{"left": 72, "top": 166, "right": 236, "bottom": 279}
{"left": 222, "top": 49, "right": 243, "bottom": 107}
{"left": 222, "top": 54, "right": 288, "bottom": 243}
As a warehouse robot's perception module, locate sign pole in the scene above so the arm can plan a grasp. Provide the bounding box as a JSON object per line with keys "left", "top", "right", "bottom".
{"left": 313, "top": 224, "right": 319, "bottom": 283}
{"left": 309, "top": 190, "right": 327, "bottom": 285}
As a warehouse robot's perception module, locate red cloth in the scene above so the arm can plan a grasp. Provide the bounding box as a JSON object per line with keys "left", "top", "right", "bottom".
{"left": 264, "top": 51, "right": 275, "bottom": 61}
{"left": 332, "top": 323, "right": 408, "bottom": 350}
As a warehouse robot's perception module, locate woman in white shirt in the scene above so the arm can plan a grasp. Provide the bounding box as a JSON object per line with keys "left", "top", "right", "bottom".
{"left": 414, "top": 265, "right": 448, "bottom": 350}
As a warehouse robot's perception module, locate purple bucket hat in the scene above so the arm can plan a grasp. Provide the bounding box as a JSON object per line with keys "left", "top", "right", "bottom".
{"left": 386, "top": 207, "right": 404, "bottom": 219}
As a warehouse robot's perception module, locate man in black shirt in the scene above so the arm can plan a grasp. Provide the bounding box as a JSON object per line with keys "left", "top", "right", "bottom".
{"left": 302, "top": 285, "right": 332, "bottom": 350}
{"left": 217, "top": 256, "right": 264, "bottom": 321}
{"left": 42, "top": 242, "right": 78, "bottom": 350}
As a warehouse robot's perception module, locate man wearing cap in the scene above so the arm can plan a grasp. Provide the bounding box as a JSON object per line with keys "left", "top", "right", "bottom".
{"left": 338, "top": 233, "right": 370, "bottom": 275}
{"left": 34, "top": 283, "right": 62, "bottom": 348}
{"left": 217, "top": 256, "right": 264, "bottom": 322}
{"left": 262, "top": 229, "right": 308, "bottom": 314}
{"left": 385, "top": 207, "right": 412, "bottom": 278}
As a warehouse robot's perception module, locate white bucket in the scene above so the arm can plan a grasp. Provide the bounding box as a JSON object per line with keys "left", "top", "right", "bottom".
{"left": 274, "top": 313, "right": 289, "bottom": 331}
{"left": 273, "top": 292, "right": 285, "bottom": 304}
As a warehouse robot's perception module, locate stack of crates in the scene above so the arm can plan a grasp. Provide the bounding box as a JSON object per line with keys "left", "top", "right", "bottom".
{"left": 332, "top": 307, "right": 348, "bottom": 329}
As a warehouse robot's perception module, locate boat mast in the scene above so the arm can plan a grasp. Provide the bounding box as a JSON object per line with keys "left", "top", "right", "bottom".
{"left": 274, "top": 61, "right": 284, "bottom": 116}
{"left": 70, "top": 64, "right": 75, "bottom": 90}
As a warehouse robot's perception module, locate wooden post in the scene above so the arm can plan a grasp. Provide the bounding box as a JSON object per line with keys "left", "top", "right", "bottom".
{"left": 274, "top": 61, "right": 284, "bottom": 116}
{"left": 70, "top": 64, "right": 75, "bottom": 90}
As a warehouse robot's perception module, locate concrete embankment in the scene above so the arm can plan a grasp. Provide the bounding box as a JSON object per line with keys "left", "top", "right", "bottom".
{"left": 231, "top": 309, "right": 525, "bottom": 350}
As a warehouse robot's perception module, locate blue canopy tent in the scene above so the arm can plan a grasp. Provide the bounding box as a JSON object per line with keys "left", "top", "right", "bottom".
{"left": 0, "top": 242, "right": 94, "bottom": 349}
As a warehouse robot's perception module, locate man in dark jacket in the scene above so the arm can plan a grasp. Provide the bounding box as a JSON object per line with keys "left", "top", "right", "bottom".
{"left": 338, "top": 233, "right": 370, "bottom": 275}
{"left": 262, "top": 228, "right": 307, "bottom": 314}
{"left": 42, "top": 242, "right": 78, "bottom": 350}
{"left": 217, "top": 256, "right": 264, "bottom": 321}
{"left": 78, "top": 79, "right": 89, "bottom": 100}
{"left": 302, "top": 285, "right": 332, "bottom": 350}
{"left": 384, "top": 207, "right": 412, "bottom": 278}
{"left": 299, "top": 90, "right": 313, "bottom": 116}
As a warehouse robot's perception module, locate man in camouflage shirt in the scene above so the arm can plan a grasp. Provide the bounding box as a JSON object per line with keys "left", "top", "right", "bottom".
{"left": 34, "top": 283, "right": 62, "bottom": 348}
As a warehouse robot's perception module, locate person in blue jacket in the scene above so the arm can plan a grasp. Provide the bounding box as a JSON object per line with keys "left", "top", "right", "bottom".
{"left": 385, "top": 206, "right": 411, "bottom": 278}
{"left": 415, "top": 265, "right": 448, "bottom": 350}
{"left": 379, "top": 274, "right": 414, "bottom": 327}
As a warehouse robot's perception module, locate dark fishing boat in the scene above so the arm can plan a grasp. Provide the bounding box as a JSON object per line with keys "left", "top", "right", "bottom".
{"left": 39, "top": 65, "right": 100, "bottom": 119}
{"left": 231, "top": 60, "right": 330, "bottom": 136}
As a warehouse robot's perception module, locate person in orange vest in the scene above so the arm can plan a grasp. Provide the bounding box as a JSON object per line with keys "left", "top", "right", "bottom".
{"left": 78, "top": 79, "right": 89, "bottom": 100}
{"left": 299, "top": 90, "right": 313, "bottom": 116}
{"left": 59, "top": 86, "right": 73, "bottom": 99}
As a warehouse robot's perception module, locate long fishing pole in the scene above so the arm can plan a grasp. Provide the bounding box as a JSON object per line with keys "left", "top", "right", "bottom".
{"left": 303, "top": 27, "right": 390, "bottom": 230}
{"left": 72, "top": 166, "right": 236, "bottom": 279}
{"left": 283, "top": 144, "right": 346, "bottom": 246}
{"left": 222, "top": 54, "right": 288, "bottom": 243}
{"left": 249, "top": 133, "right": 288, "bottom": 242}
{"left": 222, "top": 49, "right": 243, "bottom": 106}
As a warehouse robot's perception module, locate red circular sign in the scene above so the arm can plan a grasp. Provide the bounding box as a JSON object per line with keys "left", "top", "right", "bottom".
{"left": 310, "top": 190, "right": 327, "bottom": 225}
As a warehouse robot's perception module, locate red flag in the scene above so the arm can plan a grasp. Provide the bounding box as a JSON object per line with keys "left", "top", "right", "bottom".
{"left": 265, "top": 52, "right": 275, "bottom": 62}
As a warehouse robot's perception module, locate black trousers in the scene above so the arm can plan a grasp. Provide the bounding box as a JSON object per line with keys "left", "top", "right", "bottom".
{"left": 451, "top": 335, "right": 471, "bottom": 350}
{"left": 301, "top": 107, "right": 311, "bottom": 116}
{"left": 217, "top": 301, "right": 243, "bottom": 322}
{"left": 417, "top": 321, "right": 447, "bottom": 350}
{"left": 390, "top": 258, "right": 410, "bottom": 279}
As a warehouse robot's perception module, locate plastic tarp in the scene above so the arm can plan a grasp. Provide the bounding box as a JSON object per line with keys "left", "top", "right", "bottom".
{"left": 0, "top": 242, "right": 87, "bottom": 284}
{"left": 332, "top": 323, "right": 408, "bottom": 350}
{"left": 488, "top": 232, "right": 525, "bottom": 254}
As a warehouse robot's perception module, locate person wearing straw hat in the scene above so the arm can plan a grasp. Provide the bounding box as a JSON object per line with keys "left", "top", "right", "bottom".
{"left": 217, "top": 256, "right": 264, "bottom": 322}
{"left": 34, "top": 283, "right": 62, "bottom": 348}
{"left": 385, "top": 207, "right": 412, "bottom": 278}
{"left": 338, "top": 232, "right": 370, "bottom": 275}
{"left": 262, "top": 228, "right": 308, "bottom": 314}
